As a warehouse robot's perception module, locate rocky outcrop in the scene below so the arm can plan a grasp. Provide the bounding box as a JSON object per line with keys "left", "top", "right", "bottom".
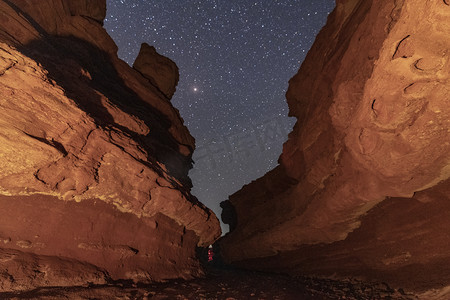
{"left": 133, "top": 43, "right": 179, "bottom": 99}
{"left": 220, "top": 0, "right": 450, "bottom": 293}
{"left": 0, "top": 0, "right": 220, "bottom": 291}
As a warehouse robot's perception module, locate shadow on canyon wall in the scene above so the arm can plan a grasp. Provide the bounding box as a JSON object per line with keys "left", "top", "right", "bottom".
{"left": 18, "top": 34, "right": 195, "bottom": 191}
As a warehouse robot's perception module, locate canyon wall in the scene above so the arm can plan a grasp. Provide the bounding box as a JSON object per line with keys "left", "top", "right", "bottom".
{"left": 0, "top": 0, "right": 220, "bottom": 291}
{"left": 220, "top": 0, "right": 450, "bottom": 292}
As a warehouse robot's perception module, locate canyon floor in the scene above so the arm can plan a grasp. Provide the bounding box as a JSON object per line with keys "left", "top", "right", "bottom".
{"left": 0, "top": 265, "right": 418, "bottom": 300}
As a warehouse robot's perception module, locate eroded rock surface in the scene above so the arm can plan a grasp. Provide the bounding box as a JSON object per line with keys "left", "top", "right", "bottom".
{"left": 220, "top": 0, "right": 450, "bottom": 293}
{"left": 0, "top": 0, "right": 220, "bottom": 291}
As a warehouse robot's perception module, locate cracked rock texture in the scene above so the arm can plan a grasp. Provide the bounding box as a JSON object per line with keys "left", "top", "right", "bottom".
{"left": 220, "top": 0, "right": 450, "bottom": 293}
{"left": 0, "top": 0, "right": 220, "bottom": 292}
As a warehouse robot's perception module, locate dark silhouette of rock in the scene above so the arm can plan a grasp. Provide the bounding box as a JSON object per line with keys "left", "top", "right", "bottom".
{"left": 220, "top": 200, "right": 237, "bottom": 233}
{"left": 0, "top": 0, "right": 220, "bottom": 291}
{"left": 220, "top": 0, "right": 450, "bottom": 294}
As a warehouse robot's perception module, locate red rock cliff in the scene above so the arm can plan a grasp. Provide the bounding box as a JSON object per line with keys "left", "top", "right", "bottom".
{"left": 220, "top": 0, "right": 450, "bottom": 292}
{"left": 0, "top": 0, "right": 220, "bottom": 291}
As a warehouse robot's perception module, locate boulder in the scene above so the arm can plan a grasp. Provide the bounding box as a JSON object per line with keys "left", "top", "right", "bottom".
{"left": 133, "top": 42, "right": 179, "bottom": 100}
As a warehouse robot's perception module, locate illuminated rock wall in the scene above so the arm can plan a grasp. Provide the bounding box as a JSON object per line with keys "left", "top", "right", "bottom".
{"left": 0, "top": 0, "right": 220, "bottom": 291}
{"left": 220, "top": 0, "right": 450, "bottom": 292}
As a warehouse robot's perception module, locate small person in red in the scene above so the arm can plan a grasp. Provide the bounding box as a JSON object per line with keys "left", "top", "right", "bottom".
{"left": 207, "top": 245, "right": 214, "bottom": 262}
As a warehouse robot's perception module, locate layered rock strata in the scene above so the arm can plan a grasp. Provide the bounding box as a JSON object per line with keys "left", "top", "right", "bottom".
{"left": 0, "top": 0, "right": 220, "bottom": 291}
{"left": 220, "top": 0, "right": 450, "bottom": 292}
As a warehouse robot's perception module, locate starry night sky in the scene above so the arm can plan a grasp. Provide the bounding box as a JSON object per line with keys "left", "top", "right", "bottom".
{"left": 104, "top": 0, "right": 335, "bottom": 233}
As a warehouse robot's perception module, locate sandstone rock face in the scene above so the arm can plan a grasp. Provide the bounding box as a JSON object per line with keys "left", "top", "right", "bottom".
{"left": 220, "top": 0, "right": 450, "bottom": 292}
{"left": 0, "top": 0, "right": 220, "bottom": 291}
{"left": 133, "top": 43, "right": 179, "bottom": 99}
